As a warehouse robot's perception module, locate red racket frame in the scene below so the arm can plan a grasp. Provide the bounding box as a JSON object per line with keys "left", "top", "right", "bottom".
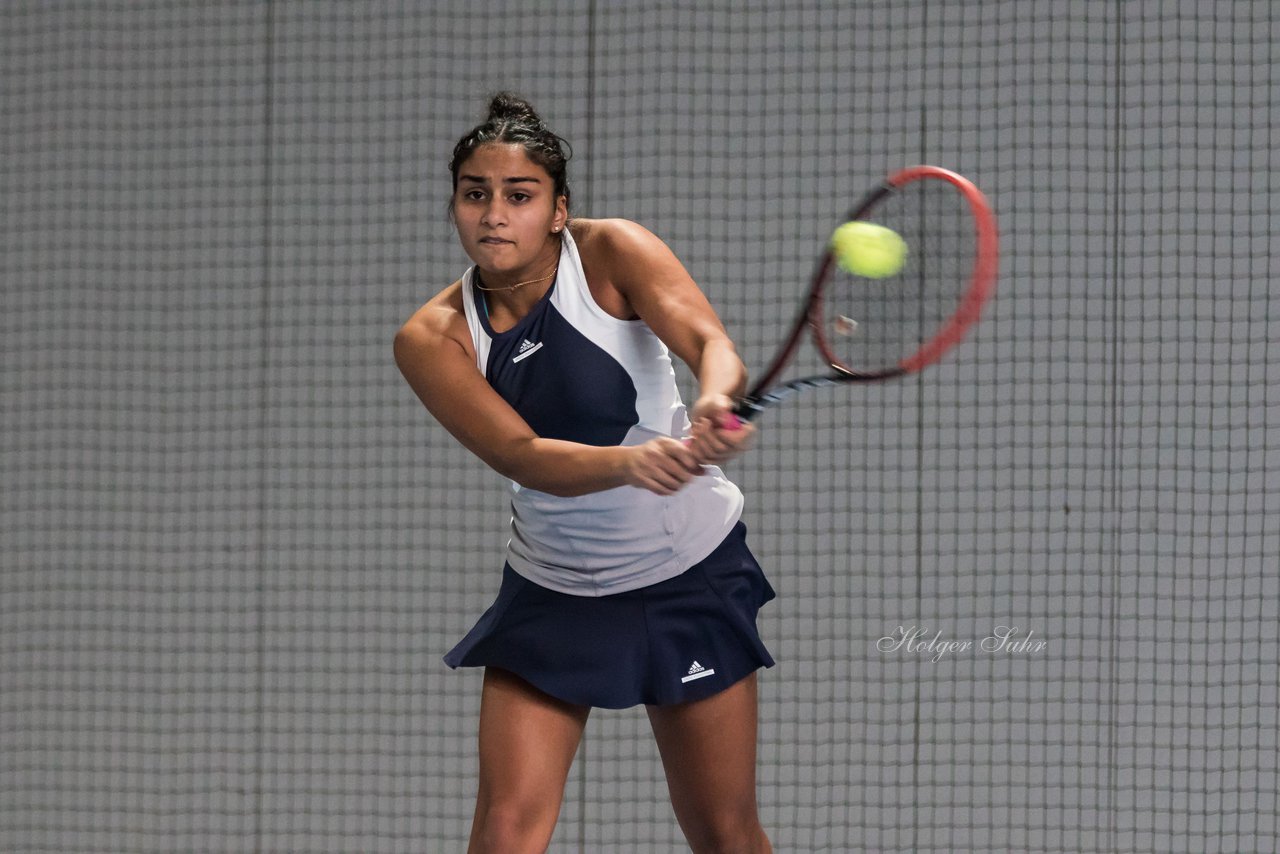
{"left": 733, "top": 165, "right": 998, "bottom": 421}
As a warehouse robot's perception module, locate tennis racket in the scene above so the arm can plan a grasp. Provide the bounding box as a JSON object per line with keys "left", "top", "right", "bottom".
{"left": 732, "top": 165, "right": 998, "bottom": 422}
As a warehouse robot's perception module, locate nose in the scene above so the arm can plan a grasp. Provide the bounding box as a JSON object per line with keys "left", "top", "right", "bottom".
{"left": 480, "top": 197, "right": 507, "bottom": 227}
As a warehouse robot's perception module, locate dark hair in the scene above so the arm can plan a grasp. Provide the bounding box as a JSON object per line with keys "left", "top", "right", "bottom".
{"left": 449, "top": 92, "right": 572, "bottom": 208}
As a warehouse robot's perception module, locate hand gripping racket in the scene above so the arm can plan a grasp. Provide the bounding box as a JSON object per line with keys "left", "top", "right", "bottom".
{"left": 732, "top": 165, "right": 998, "bottom": 422}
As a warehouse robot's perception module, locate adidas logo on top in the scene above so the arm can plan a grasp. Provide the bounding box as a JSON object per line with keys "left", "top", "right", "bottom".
{"left": 512, "top": 338, "right": 543, "bottom": 363}
{"left": 680, "top": 660, "right": 716, "bottom": 684}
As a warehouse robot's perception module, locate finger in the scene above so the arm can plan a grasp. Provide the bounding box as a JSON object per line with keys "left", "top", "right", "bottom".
{"left": 688, "top": 416, "right": 715, "bottom": 443}
{"left": 639, "top": 465, "right": 682, "bottom": 494}
{"left": 653, "top": 458, "right": 697, "bottom": 487}
{"left": 702, "top": 421, "right": 746, "bottom": 451}
{"left": 692, "top": 422, "right": 754, "bottom": 463}
{"left": 653, "top": 437, "right": 702, "bottom": 474}
{"left": 642, "top": 478, "right": 677, "bottom": 496}
{"left": 637, "top": 445, "right": 689, "bottom": 483}
{"left": 669, "top": 442, "right": 706, "bottom": 474}
{"left": 689, "top": 436, "right": 729, "bottom": 463}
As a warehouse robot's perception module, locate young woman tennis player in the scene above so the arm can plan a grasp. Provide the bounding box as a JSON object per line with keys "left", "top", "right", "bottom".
{"left": 394, "top": 92, "right": 774, "bottom": 853}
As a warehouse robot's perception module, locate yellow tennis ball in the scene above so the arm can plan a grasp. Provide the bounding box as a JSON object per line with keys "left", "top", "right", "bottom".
{"left": 830, "top": 221, "right": 907, "bottom": 278}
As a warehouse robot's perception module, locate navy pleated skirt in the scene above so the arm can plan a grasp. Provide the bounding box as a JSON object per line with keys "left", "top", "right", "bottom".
{"left": 444, "top": 522, "right": 775, "bottom": 709}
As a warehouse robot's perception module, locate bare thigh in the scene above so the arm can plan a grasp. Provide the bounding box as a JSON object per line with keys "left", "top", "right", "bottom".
{"left": 646, "top": 673, "right": 772, "bottom": 854}
{"left": 468, "top": 667, "right": 591, "bottom": 854}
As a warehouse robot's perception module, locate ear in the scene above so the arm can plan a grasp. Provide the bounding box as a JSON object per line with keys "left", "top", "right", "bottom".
{"left": 552, "top": 195, "right": 568, "bottom": 233}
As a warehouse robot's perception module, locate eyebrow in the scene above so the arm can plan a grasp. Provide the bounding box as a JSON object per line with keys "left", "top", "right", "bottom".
{"left": 458, "top": 174, "right": 543, "bottom": 185}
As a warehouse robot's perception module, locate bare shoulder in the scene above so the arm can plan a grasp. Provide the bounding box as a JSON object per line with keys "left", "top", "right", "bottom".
{"left": 396, "top": 277, "right": 468, "bottom": 338}
{"left": 394, "top": 279, "right": 472, "bottom": 358}
{"left": 570, "top": 217, "right": 668, "bottom": 269}
{"left": 569, "top": 219, "right": 679, "bottom": 318}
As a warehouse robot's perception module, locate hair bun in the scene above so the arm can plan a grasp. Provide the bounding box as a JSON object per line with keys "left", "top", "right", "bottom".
{"left": 486, "top": 92, "right": 543, "bottom": 128}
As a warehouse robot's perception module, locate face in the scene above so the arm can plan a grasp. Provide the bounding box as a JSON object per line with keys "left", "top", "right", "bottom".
{"left": 452, "top": 143, "right": 568, "bottom": 279}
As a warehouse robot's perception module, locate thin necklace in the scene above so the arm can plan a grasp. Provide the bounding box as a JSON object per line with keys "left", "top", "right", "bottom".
{"left": 473, "top": 263, "right": 558, "bottom": 293}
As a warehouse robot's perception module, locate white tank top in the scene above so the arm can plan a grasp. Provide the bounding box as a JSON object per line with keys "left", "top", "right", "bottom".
{"left": 460, "top": 229, "right": 744, "bottom": 596}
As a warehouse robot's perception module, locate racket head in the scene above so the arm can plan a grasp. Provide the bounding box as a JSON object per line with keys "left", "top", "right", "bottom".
{"left": 813, "top": 165, "right": 998, "bottom": 380}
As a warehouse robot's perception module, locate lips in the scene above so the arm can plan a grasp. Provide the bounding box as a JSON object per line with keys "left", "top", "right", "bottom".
{"left": 479, "top": 236, "right": 512, "bottom": 246}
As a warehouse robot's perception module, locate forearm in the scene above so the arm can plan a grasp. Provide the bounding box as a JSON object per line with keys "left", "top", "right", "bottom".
{"left": 695, "top": 336, "right": 748, "bottom": 402}
{"left": 497, "top": 434, "right": 706, "bottom": 498}
{"left": 497, "top": 438, "right": 633, "bottom": 497}
{"left": 687, "top": 335, "right": 757, "bottom": 462}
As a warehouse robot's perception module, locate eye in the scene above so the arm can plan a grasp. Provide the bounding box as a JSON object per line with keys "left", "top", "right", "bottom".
{"left": 510, "top": 192, "right": 531, "bottom": 203}
{"left": 463, "top": 189, "right": 486, "bottom": 201}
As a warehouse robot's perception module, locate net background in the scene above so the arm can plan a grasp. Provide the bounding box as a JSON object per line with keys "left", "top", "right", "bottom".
{"left": 1, "top": 1, "right": 1276, "bottom": 852}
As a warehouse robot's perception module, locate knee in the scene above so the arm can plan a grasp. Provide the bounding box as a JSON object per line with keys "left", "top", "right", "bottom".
{"left": 682, "top": 812, "right": 771, "bottom": 854}
{"left": 470, "top": 800, "right": 560, "bottom": 854}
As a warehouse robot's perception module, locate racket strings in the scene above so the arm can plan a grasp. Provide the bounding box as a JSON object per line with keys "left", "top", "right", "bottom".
{"left": 826, "top": 179, "right": 976, "bottom": 373}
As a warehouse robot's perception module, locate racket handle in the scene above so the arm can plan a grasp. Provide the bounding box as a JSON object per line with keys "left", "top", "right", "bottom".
{"left": 730, "top": 399, "right": 764, "bottom": 423}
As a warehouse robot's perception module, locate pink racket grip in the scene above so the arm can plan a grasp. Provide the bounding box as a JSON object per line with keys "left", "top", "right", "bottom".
{"left": 683, "top": 413, "right": 742, "bottom": 446}
{"left": 718, "top": 413, "right": 743, "bottom": 431}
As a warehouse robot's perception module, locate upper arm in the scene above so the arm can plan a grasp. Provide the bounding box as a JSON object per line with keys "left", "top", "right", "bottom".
{"left": 595, "top": 220, "right": 735, "bottom": 370}
{"left": 392, "top": 301, "right": 537, "bottom": 482}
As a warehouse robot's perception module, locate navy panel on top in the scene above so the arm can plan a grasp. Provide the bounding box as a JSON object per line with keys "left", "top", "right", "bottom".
{"left": 475, "top": 276, "right": 638, "bottom": 447}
